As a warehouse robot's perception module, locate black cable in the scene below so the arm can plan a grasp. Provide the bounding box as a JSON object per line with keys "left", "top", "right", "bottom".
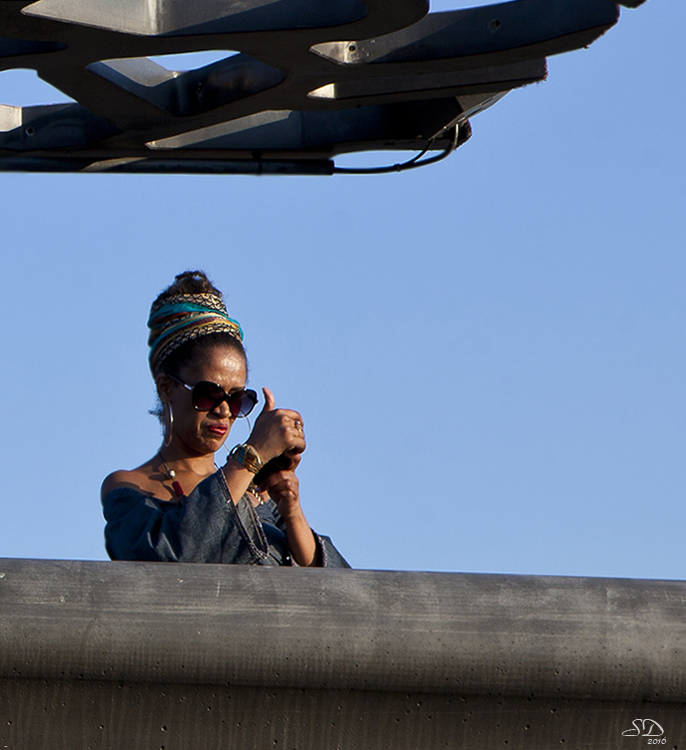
{"left": 332, "top": 125, "right": 459, "bottom": 175}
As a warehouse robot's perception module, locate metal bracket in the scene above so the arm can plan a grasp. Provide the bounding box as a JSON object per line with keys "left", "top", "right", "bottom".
{"left": 0, "top": 0, "right": 642, "bottom": 174}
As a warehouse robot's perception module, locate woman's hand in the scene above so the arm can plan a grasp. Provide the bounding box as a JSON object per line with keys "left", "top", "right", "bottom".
{"left": 258, "top": 470, "right": 301, "bottom": 520}
{"left": 246, "top": 387, "right": 306, "bottom": 465}
{"left": 259, "top": 469, "right": 317, "bottom": 566}
{"left": 222, "top": 388, "right": 306, "bottom": 520}
{"left": 223, "top": 388, "right": 318, "bottom": 566}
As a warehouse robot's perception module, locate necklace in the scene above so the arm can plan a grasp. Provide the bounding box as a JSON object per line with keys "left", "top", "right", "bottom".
{"left": 158, "top": 453, "right": 185, "bottom": 499}
{"left": 157, "top": 454, "right": 222, "bottom": 499}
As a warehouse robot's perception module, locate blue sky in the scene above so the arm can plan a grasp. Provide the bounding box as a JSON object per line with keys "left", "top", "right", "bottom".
{"left": 1, "top": 0, "right": 684, "bottom": 578}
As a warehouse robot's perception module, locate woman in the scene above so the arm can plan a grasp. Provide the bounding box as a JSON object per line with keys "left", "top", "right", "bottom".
{"left": 102, "top": 271, "right": 349, "bottom": 567}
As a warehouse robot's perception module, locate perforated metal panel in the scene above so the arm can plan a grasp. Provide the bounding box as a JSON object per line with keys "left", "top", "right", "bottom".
{"left": 0, "top": 0, "right": 645, "bottom": 174}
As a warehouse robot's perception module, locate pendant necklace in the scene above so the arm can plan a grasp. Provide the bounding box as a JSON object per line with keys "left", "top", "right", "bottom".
{"left": 158, "top": 453, "right": 185, "bottom": 499}
{"left": 158, "top": 454, "right": 221, "bottom": 499}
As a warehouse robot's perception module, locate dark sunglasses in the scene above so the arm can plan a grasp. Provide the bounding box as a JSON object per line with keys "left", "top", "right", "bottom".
{"left": 168, "top": 375, "right": 258, "bottom": 418}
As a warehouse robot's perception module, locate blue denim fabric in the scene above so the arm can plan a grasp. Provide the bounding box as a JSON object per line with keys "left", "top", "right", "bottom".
{"left": 102, "top": 470, "right": 350, "bottom": 567}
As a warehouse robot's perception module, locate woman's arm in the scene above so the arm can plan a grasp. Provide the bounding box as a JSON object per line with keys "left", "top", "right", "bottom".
{"left": 220, "top": 384, "right": 317, "bottom": 564}
{"left": 229, "top": 387, "right": 350, "bottom": 567}
{"left": 258, "top": 470, "right": 317, "bottom": 566}
{"left": 220, "top": 387, "right": 305, "bottom": 507}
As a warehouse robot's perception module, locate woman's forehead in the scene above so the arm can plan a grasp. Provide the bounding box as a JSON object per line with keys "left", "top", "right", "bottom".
{"left": 183, "top": 345, "right": 247, "bottom": 383}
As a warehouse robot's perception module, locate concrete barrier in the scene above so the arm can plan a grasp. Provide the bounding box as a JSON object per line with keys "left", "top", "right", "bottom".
{"left": 1, "top": 559, "right": 684, "bottom": 748}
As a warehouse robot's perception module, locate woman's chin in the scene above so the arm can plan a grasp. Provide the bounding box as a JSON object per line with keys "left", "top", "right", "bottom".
{"left": 179, "top": 432, "right": 228, "bottom": 457}
{"left": 206, "top": 431, "right": 230, "bottom": 453}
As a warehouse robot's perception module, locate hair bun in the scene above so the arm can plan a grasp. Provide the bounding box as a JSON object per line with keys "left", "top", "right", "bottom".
{"left": 161, "top": 270, "right": 222, "bottom": 299}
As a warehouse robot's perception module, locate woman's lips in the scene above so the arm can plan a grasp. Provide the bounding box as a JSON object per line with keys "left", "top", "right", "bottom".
{"left": 207, "top": 423, "right": 228, "bottom": 436}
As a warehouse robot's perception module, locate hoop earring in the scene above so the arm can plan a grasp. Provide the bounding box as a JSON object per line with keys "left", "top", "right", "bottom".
{"left": 164, "top": 402, "right": 174, "bottom": 447}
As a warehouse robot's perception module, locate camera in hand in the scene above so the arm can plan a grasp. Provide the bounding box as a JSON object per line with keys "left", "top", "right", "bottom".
{"left": 253, "top": 453, "right": 294, "bottom": 487}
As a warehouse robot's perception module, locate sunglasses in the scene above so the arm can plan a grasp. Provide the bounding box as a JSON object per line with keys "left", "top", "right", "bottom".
{"left": 168, "top": 375, "right": 258, "bottom": 418}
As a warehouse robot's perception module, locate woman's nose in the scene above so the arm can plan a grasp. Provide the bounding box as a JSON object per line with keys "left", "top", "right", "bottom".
{"left": 211, "top": 399, "right": 232, "bottom": 418}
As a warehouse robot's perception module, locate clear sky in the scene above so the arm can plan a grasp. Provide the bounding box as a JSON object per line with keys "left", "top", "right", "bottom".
{"left": 1, "top": 0, "right": 684, "bottom": 579}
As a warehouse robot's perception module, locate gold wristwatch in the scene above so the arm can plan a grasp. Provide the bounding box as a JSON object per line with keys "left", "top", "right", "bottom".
{"left": 229, "top": 443, "right": 263, "bottom": 475}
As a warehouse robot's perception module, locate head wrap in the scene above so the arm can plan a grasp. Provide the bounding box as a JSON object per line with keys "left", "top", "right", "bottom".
{"left": 147, "top": 292, "right": 243, "bottom": 376}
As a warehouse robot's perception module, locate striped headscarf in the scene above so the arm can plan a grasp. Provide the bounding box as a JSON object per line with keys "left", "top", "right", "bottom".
{"left": 147, "top": 293, "right": 243, "bottom": 376}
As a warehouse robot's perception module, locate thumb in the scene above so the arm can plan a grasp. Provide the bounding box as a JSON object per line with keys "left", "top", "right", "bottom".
{"left": 261, "top": 386, "right": 275, "bottom": 413}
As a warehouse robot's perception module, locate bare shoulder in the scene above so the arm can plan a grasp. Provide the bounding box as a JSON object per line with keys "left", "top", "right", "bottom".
{"left": 100, "top": 459, "right": 164, "bottom": 498}
{"left": 100, "top": 469, "right": 141, "bottom": 497}
{"left": 101, "top": 467, "right": 150, "bottom": 499}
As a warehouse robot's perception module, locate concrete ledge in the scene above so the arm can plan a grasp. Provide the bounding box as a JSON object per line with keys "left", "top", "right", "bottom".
{"left": 2, "top": 559, "right": 686, "bottom": 699}
{"left": 1, "top": 559, "right": 685, "bottom": 748}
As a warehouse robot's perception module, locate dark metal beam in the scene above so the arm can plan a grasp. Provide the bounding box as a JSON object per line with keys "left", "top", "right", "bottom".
{"left": 0, "top": 0, "right": 647, "bottom": 173}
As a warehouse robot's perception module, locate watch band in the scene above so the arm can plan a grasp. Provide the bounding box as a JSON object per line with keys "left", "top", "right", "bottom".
{"left": 229, "top": 443, "right": 263, "bottom": 475}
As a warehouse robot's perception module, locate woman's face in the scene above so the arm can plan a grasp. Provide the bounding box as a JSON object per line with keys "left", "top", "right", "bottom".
{"left": 166, "top": 344, "right": 248, "bottom": 457}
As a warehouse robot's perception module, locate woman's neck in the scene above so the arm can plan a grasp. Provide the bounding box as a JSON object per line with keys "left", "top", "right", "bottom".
{"left": 157, "top": 444, "right": 218, "bottom": 473}
{"left": 155, "top": 448, "right": 219, "bottom": 499}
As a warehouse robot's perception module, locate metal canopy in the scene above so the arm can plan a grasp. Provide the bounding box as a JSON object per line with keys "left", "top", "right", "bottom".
{"left": 0, "top": 0, "right": 646, "bottom": 175}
